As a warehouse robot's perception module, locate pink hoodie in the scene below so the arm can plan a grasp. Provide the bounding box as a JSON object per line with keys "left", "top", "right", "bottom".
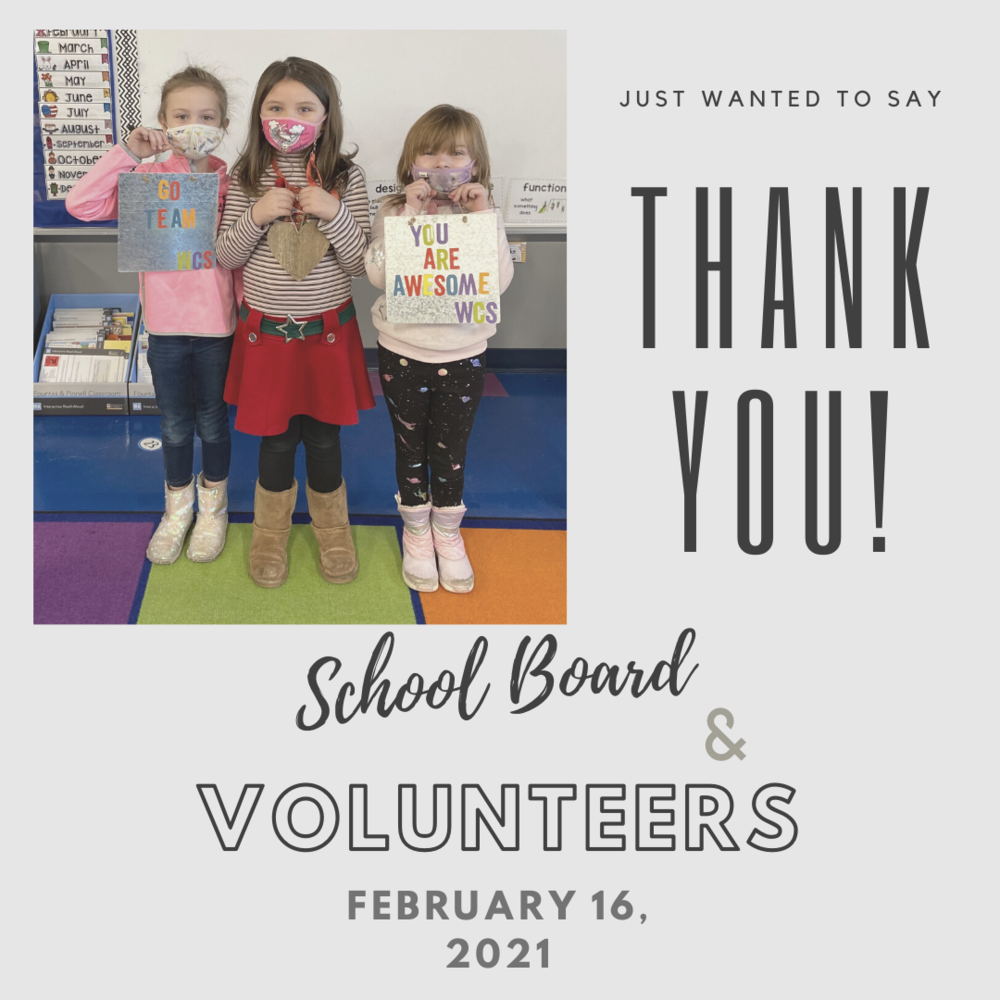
{"left": 66, "top": 145, "right": 237, "bottom": 335}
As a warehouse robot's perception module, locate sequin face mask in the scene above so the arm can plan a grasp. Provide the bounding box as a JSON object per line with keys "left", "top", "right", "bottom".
{"left": 411, "top": 161, "right": 476, "bottom": 193}
{"left": 262, "top": 116, "right": 324, "bottom": 154}
{"left": 165, "top": 124, "right": 224, "bottom": 159}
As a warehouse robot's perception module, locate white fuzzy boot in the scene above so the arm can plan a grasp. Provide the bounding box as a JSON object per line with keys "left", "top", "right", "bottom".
{"left": 146, "top": 477, "right": 195, "bottom": 565}
{"left": 431, "top": 503, "right": 474, "bottom": 593}
{"left": 397, "top": 495, "right": 438, "bottom": 592}
{"left": 187, "top": 473, "right": 229, "bottom": 563}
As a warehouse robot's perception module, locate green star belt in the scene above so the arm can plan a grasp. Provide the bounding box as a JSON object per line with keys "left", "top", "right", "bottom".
{"left": 239, "top": 301, "right": 356, "bottom": 343}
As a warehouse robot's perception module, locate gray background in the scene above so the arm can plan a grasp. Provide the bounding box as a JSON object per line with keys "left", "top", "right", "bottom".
{"left": 13, "top": 7, "right": 997, "bottom": 1000}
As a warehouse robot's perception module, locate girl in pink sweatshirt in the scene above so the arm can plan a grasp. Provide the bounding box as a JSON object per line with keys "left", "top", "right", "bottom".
{"left": 67, "top": 66, "right": 237, "bottom": 566}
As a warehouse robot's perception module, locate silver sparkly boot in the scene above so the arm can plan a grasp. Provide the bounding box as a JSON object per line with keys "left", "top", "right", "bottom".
{"left": 187, "top": 473, "right": 229, "bottom": 563}
{"left": 146, "top": 477, "right": 195, "bottom": 565}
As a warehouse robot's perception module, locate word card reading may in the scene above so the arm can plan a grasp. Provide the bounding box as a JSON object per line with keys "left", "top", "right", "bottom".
{"left": 117, "top": 172, "right": 219, "bottom": 273}
{"left": 384, "top": 213, "right": 500, "bottom": 324}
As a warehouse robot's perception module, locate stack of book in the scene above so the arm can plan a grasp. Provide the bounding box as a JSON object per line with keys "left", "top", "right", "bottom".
{"left": 135, "top": 339, "right": 153, "bottom": 383}
{"left": 39, "top": 306, "right": 134, "bottom": 383}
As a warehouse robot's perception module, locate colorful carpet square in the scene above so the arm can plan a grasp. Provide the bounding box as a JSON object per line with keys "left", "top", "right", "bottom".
{"left": 419, "top": 528, "right": 567, "bottom": 625}
{"left": 34, "top": 520, "right": 152, "bottom": 624}
{"left": 137, "top": 524, "right": 416, "bottom": 625}
{"left": 33, "top": 518, "right": 566, "bottom": 625}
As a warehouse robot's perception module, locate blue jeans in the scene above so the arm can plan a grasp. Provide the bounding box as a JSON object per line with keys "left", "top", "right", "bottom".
{"left": 145, "top": 334, "right": 233, "bottom": 487}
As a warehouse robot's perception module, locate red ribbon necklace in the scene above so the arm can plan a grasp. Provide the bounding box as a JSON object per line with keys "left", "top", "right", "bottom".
{"left": 271, "top": 151, "right": 327, "bottom": 229}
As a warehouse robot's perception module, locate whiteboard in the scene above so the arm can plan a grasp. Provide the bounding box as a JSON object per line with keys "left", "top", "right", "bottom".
{"left": 135, "top": 30, "right": 566, "bottom": 193}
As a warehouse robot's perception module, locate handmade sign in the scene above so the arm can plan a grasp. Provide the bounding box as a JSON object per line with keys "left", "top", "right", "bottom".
{"left": 117, "top": 172, "right": 219, "bottom": 273}
{"left": 383, "top": 213, "right": 501, "bottom": 324}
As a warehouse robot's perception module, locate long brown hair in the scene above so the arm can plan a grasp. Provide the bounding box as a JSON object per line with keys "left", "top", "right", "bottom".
{"left": 233, "top": 57, "right": 357, "bottom": 197}
{"left": 383, "top": 105, "right": 493, "bottom": 209}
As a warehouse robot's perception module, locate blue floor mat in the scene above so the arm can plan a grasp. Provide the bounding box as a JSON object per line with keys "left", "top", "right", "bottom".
{"left": 34, "top": 372, "right": 566, "bottom": 519}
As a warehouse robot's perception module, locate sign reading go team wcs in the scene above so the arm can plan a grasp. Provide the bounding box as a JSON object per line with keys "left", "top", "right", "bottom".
{"left": 117, "top": 172, "right": 220, "bottom": 273}
{"left": 384, "top": 213, "right": 500, "bottom": 324}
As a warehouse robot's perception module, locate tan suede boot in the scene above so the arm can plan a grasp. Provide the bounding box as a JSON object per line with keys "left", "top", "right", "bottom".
{"left": 306, "top": 479, "right": 359, "bottom": 584}
{"left": 248, "top": 479, "right": 298, "bottom": 588}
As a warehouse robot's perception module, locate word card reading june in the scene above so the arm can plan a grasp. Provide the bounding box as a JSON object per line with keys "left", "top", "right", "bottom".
{"left": 384, "top": 213, "right": 500, "bottom": 324}
{"left": 117, "top": 172, "right": 220, "bottom": 273}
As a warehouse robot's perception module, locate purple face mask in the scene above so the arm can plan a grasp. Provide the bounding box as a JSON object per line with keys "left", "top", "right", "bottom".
{"left": 411, "top": 161, "right": 476, "bottom": 193}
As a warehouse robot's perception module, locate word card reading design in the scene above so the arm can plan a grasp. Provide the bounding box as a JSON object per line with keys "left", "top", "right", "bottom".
{"left": 117, "top": 173, "right": 220, "bottom": 273}
{"left": 384, "top": 213, "right": 501, "bottom": 324}
{"left": 368, "top": 178, "right": 404, "bottom": 225}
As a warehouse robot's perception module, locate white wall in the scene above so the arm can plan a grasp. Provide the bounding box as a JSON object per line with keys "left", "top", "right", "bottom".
{"left": 135, "top": 30, "right": 566, "bottom": 186}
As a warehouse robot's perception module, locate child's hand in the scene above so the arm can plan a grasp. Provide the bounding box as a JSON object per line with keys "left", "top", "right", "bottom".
{"left": 450, "top": 182, "right": 490, "bottom": 212}
{"left": 404, "top": 178, "right": 437, "bottom": 213}
{"left": 298, "top": 186, "right": 341, "bottom": 223}
{"left": 126, "top": 127, "right": 169, "bottom": 159}
{"left": 251, "top": 187, "right": 296, "bottom": 226}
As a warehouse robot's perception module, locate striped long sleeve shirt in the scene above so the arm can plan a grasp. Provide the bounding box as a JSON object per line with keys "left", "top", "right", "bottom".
{"left": 216, "top": 156, "right": 370, "bottom": 315}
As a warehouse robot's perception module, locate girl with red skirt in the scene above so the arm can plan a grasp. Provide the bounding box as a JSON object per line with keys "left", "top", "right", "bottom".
{"left": 217, "top": 57, "right": 374, "bottom": 588}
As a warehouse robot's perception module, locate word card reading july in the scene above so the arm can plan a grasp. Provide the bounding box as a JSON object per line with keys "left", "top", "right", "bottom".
{"left": 384, "top": 213, "right": 501, "bottom": 324}
{"left": 117, "top": 172, "right": 220, "bottom": 273}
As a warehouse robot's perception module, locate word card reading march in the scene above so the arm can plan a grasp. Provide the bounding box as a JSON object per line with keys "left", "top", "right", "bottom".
{"left": 117, "top": 172, "right": 220, "bottom": 273}
{"left": 384, "top": 213, "right": 500, "bottom": 324}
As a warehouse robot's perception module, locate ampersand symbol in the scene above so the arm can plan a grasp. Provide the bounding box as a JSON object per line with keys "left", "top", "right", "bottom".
{"left": 705, "top": 708, "right": 746, "bottom": 761}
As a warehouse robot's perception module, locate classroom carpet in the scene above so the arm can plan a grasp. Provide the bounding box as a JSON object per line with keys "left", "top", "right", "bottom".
{"left": 34, "top": 372, "right": 566, "bottom": 625}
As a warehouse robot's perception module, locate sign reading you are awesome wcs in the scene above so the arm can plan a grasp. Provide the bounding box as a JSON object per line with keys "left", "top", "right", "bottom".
{"left": 384, "top": 212, "right": 500, "bottom": 324}
{"left": 117, "top": 172, "right": 219, "bottom": 273}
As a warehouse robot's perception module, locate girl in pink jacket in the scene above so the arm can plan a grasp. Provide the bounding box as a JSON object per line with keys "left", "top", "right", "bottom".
{"left": 67, "top": 66, "right": 238, "bottom": 566}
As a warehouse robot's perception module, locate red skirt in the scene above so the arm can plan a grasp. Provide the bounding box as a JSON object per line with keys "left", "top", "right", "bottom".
{"left": 224, "top": 299, "right": 376, "bottom": 436}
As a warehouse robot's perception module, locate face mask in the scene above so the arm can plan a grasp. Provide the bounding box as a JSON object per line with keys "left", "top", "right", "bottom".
{"left": 262, "top": 117, "right": 323, "bottom": 154}
{"left": 411, "top": 161, "right": 476, "bottom": 193}
{"left": 165, "top": 124, "right": 224, "bottom": 158}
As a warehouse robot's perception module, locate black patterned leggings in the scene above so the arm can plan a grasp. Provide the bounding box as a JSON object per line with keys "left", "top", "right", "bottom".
{"left": 378, "top": 344, "right": 485, "bottom": 508}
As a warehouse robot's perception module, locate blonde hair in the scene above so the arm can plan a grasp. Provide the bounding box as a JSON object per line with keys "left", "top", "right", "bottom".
{"left": 385, "top": 105, "right": 493, "bottom": 208}
{"left": 233, "top": 57, "right": 357, "bottom": 197}
{"left": 157, "top": 65, "right": 229, "bottom": 124}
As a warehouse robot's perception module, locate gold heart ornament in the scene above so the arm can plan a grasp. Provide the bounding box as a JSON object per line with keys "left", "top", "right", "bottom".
{"left": 267, "top": 220, "right": 330, "bottom": 281}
